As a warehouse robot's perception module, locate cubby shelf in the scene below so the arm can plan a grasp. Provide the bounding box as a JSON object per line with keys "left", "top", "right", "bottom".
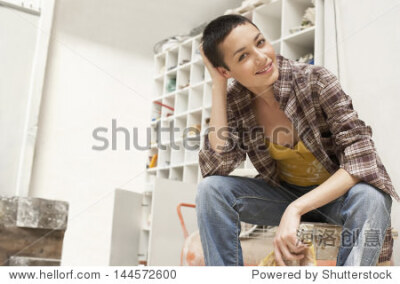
{"left": 148, "top": 0, "right": 320, "bottom": 184}
{"left": 141, "top": 0, "right": 324, "bottom": 264}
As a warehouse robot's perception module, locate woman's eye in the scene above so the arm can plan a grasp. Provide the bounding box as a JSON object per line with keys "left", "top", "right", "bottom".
{"left": 239, "top": 53, "right": 247, "bottom": 61}
{"left": 257, "top": 39, "right": 265, "bottom": 46}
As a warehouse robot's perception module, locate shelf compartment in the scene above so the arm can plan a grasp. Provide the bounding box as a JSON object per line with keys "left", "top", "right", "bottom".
{"left": 192, "top": 35, "right": 202, "bottom": 62}
{"left": 188, "top": 84, "right": 203, "bottom": 110}
{"left": 170, "top": 166, "right": 184, "bottom": 181}
{"left": 184, "top": 138, "right": 200, "bottom": 165}
{"left": 187, "top": 110, "right": 202, "bottom": 136}
{"left": 165, "top": 71, "right": 177, "bottom": 94}
{"left": 173, "top": 115, "right": 187, "bottom": 142}
{"left": 183, "top": 164, "right": 199, "bottom": 183}
{"left": 161, "top": 95, "right": 175, "bottom": 119}
{"left": 166, "top": 46, "right": 179, "bottom": 71}
{"left": 150, "top": 123, "right": 159, "bottom": 146}
{"left": 159, "top": 120, "right": 172, "bottom": 145}
{"left": 282, "top": 27, "right": 314, "bottom": 62}
{"left": 253, "top": 0, "right": 282, "bottom": 42}
{"left": 157, "top": 168, "right": 170, "bottom": 179}
{"left": 154, "top": 76, "right": 164, "bottom": 98}
{"left": 175, "top": 90, "right": 189, "bottom": 115}
{"left": 171, "top": 141, "right": 185, "bottom": 167}
{"left": 147, "top": 147, "right": 158, "bottom": 169}
{"left": 190, "top": 61, "right": 205, "bottom": 85}
{"left": 158, "top": 145, "right": 171, "bottom": 169}
{"left": 177, "top": 64, "right": 191, "bottom": 90}
{"left": 178, "top": 40, "right": 193, "bottom": 66}
{"left": 282, "top": 0, "right": 315, "bottom": 37}
{"left": 150, "top": 101, "right": 162, "bottom": 122}
{"left": 155, "top": 53, "right": 166, "bottom": 76}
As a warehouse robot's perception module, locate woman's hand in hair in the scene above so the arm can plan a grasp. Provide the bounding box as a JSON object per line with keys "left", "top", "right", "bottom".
{"left": 200, "top": 44, "right": 227, "bottom": 89}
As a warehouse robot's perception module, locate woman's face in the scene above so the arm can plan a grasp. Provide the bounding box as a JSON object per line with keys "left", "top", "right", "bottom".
{"left": 217, "top": 22, "right": 279, "bottom": 95}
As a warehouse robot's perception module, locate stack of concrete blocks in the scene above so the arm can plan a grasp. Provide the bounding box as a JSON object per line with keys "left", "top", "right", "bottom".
{"left": 0, "top": 196, "right": 69, "bottom": 266}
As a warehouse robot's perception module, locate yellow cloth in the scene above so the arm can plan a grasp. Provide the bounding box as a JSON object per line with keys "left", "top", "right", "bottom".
{"left": 258, "top": 244, "right": 317, "bottom": 266}
{"left": 266, "top": 140, "right": 331, "bottom": 186}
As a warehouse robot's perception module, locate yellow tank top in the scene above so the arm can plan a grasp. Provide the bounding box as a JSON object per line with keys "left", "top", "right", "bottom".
{"left": 266, "top": 139, "right": 331, "bottom": 186}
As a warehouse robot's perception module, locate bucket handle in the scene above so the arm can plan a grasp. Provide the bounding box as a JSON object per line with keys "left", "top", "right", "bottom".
{"left": 177, "top": 203, "right": 195, "bottom": 239}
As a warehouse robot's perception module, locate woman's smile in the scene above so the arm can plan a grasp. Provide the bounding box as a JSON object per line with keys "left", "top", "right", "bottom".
{"left": 255, "top": 61, "right": 273, "bottom": 75}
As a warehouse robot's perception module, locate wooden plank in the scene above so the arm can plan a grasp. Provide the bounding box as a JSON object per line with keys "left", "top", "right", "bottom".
{"left": 0, "top": 226, "right": 65, "bottom": 265}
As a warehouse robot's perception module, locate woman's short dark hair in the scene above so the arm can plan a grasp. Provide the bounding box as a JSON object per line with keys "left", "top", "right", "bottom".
{"left": 201, "top": 14, "right": 259, "bottom": 70}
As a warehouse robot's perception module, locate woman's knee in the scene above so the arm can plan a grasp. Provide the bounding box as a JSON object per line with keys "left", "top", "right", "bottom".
{"left": 346, "top": 182, "right": 392, "bottom": 210}
{"left": 196, "top": 175, "right": 231, "bottom": 207}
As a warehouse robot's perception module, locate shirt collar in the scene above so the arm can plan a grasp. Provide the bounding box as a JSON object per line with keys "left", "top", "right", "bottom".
{"left": 273, "top": 54, "right": 294, "bottom": 111}
{"left": 228, "top": 54, "right": 294, "bottom": 113}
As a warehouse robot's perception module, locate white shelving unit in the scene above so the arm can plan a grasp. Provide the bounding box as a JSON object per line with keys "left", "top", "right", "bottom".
{"left": 139, "top": 0, "right": 324, "bottom": 265}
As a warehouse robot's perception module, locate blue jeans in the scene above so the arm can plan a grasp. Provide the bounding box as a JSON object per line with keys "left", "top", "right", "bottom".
{"left": 195, "top": 175, "right": 392, "bottom": 266}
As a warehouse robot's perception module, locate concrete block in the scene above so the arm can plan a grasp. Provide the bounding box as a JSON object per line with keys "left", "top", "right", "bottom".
{"left": 0, "top": 196, "right": 69, "bottom": 266}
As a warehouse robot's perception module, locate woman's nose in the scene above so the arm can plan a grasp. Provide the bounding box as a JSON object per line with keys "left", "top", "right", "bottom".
{"left": 254, "top": 49, "right": 267, "bottom": 65}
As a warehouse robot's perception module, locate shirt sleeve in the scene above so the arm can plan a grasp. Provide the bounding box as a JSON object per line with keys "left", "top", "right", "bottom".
{"left": 198, "top": 102, "right": 246, "bottom": 177}
{"left": 317, "top": 68, "right": 383, "bottom": 186}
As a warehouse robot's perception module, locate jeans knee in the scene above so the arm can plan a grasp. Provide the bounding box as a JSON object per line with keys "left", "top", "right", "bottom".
{"left": 196, "top": 176, "right": 230, "bottom": 209}
{"left": 347, "top": 182, "right": 392, "bottom": 212}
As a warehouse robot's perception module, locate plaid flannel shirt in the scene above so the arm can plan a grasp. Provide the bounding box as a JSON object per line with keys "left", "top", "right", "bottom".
{"left": 199, "top": 54, "right": 399, "bottom": 263}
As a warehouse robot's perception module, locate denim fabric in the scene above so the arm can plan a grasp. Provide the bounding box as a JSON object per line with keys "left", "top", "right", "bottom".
{"left": 195, "top": 175, "right": 392, "bottom": 266}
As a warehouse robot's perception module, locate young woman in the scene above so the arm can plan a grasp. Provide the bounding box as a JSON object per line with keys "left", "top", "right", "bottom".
{"left": 196, "top": 14, "right": 399, "bottom": 266}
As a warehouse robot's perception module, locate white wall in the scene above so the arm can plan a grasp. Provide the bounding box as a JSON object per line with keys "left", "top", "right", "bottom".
{"left": 334, "top": 0, "right": 400, "bottom": 264}
{"left": 29, "top": 2, "right": 153, "bottom": 265}
{"left": 0, "top": 6, "right": 38, "bottom": 197}
{"left": 27, "top": 0, "right": 242, "bottom": 266}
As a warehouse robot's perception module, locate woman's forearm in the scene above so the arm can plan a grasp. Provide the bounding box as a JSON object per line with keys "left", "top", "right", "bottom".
{"left": 289, "top": 168, "right": 360, "bottom": 216}
{"left": 208, "top": 82, "right": 229, "bottom": 153}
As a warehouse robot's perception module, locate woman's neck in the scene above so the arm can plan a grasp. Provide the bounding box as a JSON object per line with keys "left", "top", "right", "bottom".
{"left": 249, "top": 85, "right": 279, "bottom": 108}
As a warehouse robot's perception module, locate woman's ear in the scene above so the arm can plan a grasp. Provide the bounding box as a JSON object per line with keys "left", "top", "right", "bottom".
{"left": 216, "top": 67, "right": 232, "bottom": 79}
